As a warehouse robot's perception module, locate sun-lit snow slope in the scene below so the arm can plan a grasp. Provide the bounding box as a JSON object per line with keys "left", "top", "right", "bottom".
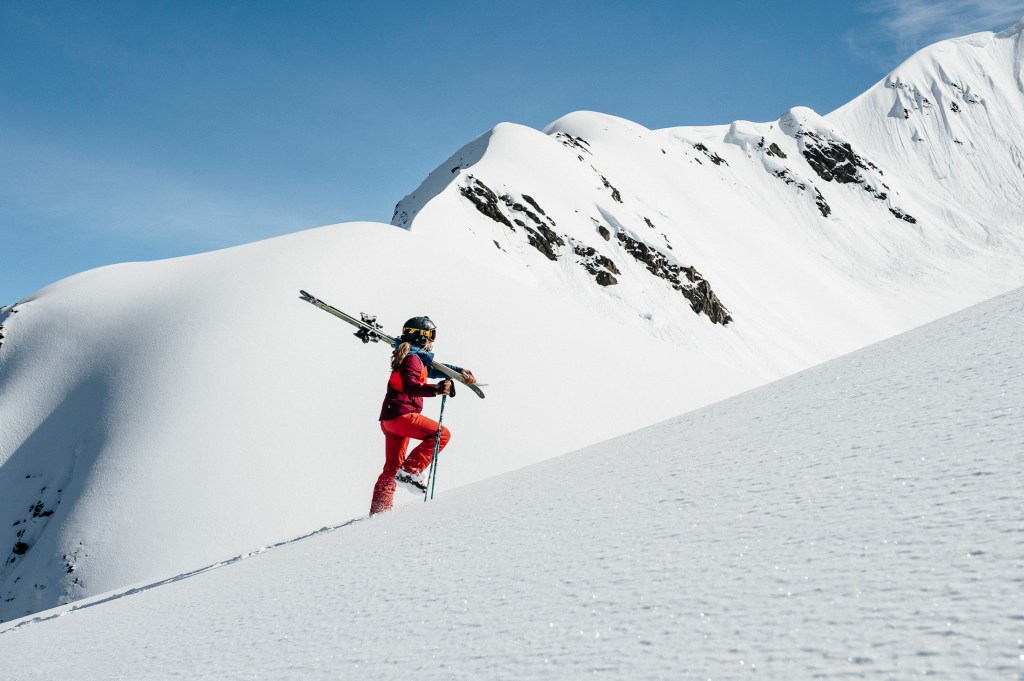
{"left": 830, "top": 18, "right": 1024, "bottom": 230}
{"left": 0, "top": 222, "right": 756, "bottom": 622}
{"left": 2, "top": 287, "right": 1020, "bottom": 680}
{"left": 393, "top": 20, "right": 1024, "bottom": 377}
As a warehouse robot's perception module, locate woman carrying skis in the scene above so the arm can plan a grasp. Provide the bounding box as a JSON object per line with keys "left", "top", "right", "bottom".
{"left": 370, "top": 316, "right": 475, "bottom": 515}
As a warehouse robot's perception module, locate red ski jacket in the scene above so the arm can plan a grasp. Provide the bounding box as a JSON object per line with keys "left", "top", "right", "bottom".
{"left": 379, "top": 354, "right": 444, "bottom": 421}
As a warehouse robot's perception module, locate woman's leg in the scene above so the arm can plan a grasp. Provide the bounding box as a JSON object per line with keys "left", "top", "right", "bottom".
{"left": 390, "top": 413, "right": 451, "bottom": 475}
{"left": 370, "top": 422, "right": 409, "bottom": 515}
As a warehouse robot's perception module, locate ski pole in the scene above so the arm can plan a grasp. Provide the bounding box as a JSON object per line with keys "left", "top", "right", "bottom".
{"left": 425, "top": 394, "right": 447, "bottom": 502}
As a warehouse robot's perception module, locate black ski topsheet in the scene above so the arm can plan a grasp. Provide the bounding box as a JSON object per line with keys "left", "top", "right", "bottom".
{"left": 299, "top": 290, "right": 485, "bottom": 399}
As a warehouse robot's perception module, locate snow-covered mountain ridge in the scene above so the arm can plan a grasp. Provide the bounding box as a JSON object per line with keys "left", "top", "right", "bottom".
{"left": 1, "top": 21, "right": 1023, "bottom": 623}
{"left": 394, "top": 18, "right": 1024, "bottom": 368}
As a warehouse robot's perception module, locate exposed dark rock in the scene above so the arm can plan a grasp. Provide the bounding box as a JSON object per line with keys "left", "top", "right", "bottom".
{"left": 574, "top": 245, "right": 621, "bottom": 275}
{"left": 525, "top": 224, "right": 563, "bottom": 261}
{"left": 904, "top": 108, "right": 910, "bottom": 119}
{"left": 773, "top": 169, "right": 806, "bottom": 191}
{"left": 600, "top": 175, "right": 623, "bottom": 203}
{"left": 597, "top": 225, "right": 611, "bottom": 241}
{"left": 493, "top": 240, "right": 502, "bottom": 251}
{"left": 693, "top": 142, "right": 728, "bottom": 166}
{"left": 772, "top": 168, "right": 833, "bottom": 219}
{"left": 889, "top": 208, "right": 917, "bottom": 224}
{"left": 815, "top": 190, "right": 832, "bottom": 218}
{"left": 459, "top": 178, "right": 514, "bottom": 229}
{"left": 573, "top": 244, "right": 620, "bottom": 286}
{"left": 950, "top": 102, "right": 960, "bottom": 113}
{"left": 643, "top": 217, "right": 655, "bottom": 229}
{"left": 521, "top": 194, "right": 546, "bottom": 216}
{"left": 500, "top": 193, "right": 565, "bottom": 261}
{"left": 801, "top": 131, "right": 865, "bottom": 184}
{"left": 615, "top": 232, "right": 732, "bottom": 325}
{"left": 766, "top": 142, "right": 787, "bottom": 159}
{"left": 500, "top": 195, "right": 545, "bottom": 229}
{"left": 459, "top": 180, "right": 570, "bottom": 259}
{"left": 29, "top": 501, "right": 52, "bottom": 518}
{"left": 799, "top": 131, "right": 898, "bottom": 217}
{"left": 554, "top": 132, "right": 592, "bottom": 154}
{"left": 12, "top": 542, "right": 28, "bottom": 556}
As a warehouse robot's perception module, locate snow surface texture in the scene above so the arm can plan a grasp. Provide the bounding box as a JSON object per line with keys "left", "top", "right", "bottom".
{"left": 1, "top": 286, "right": 1020, "bottom": 679}
{"left": 2, "top": 22, "right": 1024, "bottom": 622}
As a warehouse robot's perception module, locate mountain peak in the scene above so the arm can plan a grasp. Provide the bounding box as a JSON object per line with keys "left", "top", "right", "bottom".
{"left": 995, "top": 15, "right": 1024, "bottom": 38}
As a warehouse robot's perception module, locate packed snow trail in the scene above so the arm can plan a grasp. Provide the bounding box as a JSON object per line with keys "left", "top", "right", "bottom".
{"left": 1, "top": 287, "right": 1020, "bottom": 679}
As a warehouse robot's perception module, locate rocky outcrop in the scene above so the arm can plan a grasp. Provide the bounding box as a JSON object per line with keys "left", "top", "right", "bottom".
{"left": 522, "top": 195, "right": 546, "bottom": 215}
{"left": 815, "top": 190, "right": 832, "bottom": 218}
{"left": 599, "top": 175, "right": 623, "bottom": 203}
{"left": 766, "top": 141, "right": 787, "bottom": 158}
{"left": 800, "top": 131, "right": 873, "bottom": 185}
{"left": 554, "top": 132, "right": 592, "bottom": 155}
{"left": 499, "top": 193, "right": 564, "bottom": 261}
{"left": 889, "top": 208, "right": 917, "bottom": 224}
{"left": 456, "top": 178, "right": 568, "bottom": 262}
{"left": 459, "top": 178, "right": 514, "bottom": 229}
{"left": 773, "top": 169, "right": 805, "bottom": 190}
{"left": 798, "top": 130, "right": 915, "bottom": 223}
{"left": 573, "top": 244, "right": 620, "bottom": 286}
{"left": 692, "top": 142, "right": 728, "bottom": 166}
{"left": 455, "top": 178, "right": 730, "bottom": 323}
{"left": 615, "top": 231, "right": 732, "bottom": 325}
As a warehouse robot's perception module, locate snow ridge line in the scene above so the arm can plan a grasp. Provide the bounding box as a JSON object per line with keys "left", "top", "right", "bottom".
{"left": 0, "top": 517, "right": 365, "bottom": 635}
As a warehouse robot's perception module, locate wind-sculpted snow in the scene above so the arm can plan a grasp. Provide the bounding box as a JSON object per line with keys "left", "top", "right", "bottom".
{"left": 1, "top": 287, "right": 1020, "bottom": 679}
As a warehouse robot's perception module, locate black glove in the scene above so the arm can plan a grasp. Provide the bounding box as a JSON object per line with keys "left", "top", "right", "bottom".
{"left": 438, "top": 379, "right": 456, "bottom": 397}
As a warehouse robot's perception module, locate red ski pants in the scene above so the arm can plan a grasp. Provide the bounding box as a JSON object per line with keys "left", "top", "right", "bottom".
{"left": 370, "top": 413, "right": 451, "bottom": 515}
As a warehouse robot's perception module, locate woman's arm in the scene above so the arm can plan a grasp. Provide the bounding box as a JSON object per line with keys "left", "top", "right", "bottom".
{"left": 400, "top": 355, "right": 444, "bottom": 397}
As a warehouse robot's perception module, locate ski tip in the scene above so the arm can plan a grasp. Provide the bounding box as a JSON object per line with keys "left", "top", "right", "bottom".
{"left": 299, "top": 289, "right": 315, "bottom": 303}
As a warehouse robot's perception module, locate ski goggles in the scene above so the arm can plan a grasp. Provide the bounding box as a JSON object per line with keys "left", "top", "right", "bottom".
{"left": 403, "top": 327, "right": 436, "bottom": 341}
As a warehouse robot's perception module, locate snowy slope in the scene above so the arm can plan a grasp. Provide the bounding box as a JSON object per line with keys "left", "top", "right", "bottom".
{"left": 3, "top": 21, "right": 1024, "bottom": 623}
{"left": 1, "top": 285, "right": 1020, "bottom": 680}
{"left": 0, "top": 223, "right": 755, "bottom": 623}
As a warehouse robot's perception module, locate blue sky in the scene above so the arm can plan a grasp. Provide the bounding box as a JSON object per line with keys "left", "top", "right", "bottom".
{"left": 2, "top": 1, "right": 1022, "bottom": 303}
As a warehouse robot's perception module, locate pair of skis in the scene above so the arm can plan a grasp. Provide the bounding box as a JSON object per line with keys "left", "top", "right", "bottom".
{"left": 298, "top": 290, "right": 485, "bottom": 399}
